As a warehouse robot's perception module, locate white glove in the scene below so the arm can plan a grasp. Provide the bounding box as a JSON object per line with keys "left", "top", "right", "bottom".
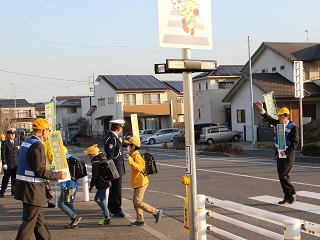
{"left": 3, "top": 164, "right": 8, "bottom": 170}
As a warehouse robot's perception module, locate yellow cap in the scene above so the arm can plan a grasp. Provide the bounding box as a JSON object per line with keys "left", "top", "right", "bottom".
{"left": 0, "top": 133, "right": 5, "bottom": 139}
{"left": 84, "top": 144, "right": 100, "bottom": 155}
{"left": 125, "top": 136, "right": 141, "bottom": 147}
{"left": 277, "top": 107, "right": 290, "bottom": 115}
{"left": 32, "top": 118, "right": 50, "bottom": 130}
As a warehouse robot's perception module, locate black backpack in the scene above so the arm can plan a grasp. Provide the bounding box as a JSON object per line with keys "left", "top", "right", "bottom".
{"left": 67, "top": 156, "right": 87, "bottom": 180}
{"left": 143, "top": 153, "right": 158, "bottom": 176}
{"left": 99, "top": 159, "right": 120, "bottom": 182}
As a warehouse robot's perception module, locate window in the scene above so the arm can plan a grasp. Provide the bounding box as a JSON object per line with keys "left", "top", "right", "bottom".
{"left": 219, "top": 127, "right": 229, "bottom": 132}
{"left": 98, "top": 98, "right": 105, "bottom": 106}
{"left": 143, "top": 93, "right": 160, "bottom": 104}
{"left": 67, "top": 107, "right": 77, "bottom": 114}
{"left": 206, "top": 82, "right": 208, "bottom": 90}
{"left": 272, "top": 67, "right": 276, "bottom": 72}
{"left": 280, "top": 65, "right": 285, "bottom": 70}
{"left": 210, "top": 128, "right": 219, "bottom": 133}
{"left": 219, "top": 82, "right": 234, "bottom": 89}
{"left": 237, "top": 110, "right": 245, "bottom": 123}
{"left": 262, "top": 68, "right": 268, "bottom": 73}
{"left": 318, "top": 67, "right": 320, "bottom": 78}
{"left": 198, "top": 109, "right": 201, "bottom": 119}
{"left": 199, "top": 83, "right": 201, "bottom": 91}
{"left": 124, "top": 94, "right": 136, "bottom": 105}
{"left": 305, "top": 67, "right": 310, "bottom": 80}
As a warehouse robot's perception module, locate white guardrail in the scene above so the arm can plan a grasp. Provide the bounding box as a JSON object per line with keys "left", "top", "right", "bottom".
{"left": 195, "top": 194, "right": 320, "bottom": 240}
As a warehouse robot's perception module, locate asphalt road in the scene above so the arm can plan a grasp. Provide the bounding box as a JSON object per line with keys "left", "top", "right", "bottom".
{"left": 70, "top": 145, "right": 320, "bottom": 240}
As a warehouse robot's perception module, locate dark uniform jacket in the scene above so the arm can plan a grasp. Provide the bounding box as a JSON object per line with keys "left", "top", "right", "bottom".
{"left": 1, "top": 139, "right": 19, "bottom": 169}
{"left": 14, "top": 139, "right": 61, "bottom": 206}
{"left": 262, "top": 112, "right": 299, "bottom": 164}
{"left": 104, "top": 131, "right": 125, "bottom": 176}
{"left": 90, "top": 152, "right": 111, "bottom": 190}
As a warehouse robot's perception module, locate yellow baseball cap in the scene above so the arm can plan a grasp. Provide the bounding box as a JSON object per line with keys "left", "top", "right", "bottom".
{"left": 125, "top": 136, "right": 141, "bottom": 147}
{"left": 32, "top": 118, "right": 50, "bottom": 130}
{"left": 84, "top": 144, "right": 100, "bottom": 155}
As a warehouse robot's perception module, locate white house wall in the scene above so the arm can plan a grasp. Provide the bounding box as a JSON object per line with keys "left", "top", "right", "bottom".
{"left": 231, "top": 80, "right": 265, "bottom": 141}
{"left": 252, "top": 49, "right": 293, "bottom": 81}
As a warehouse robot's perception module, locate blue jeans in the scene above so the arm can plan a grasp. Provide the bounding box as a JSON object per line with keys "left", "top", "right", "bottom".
{"left": 95, "top": 188, "right": 110, "bottom": 219}
{"left": 58, "top": 187, "right": 78, "bottom": 219}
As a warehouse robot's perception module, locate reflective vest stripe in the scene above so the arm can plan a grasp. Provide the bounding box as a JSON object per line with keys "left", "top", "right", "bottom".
{"left": 16, "top": 174, "right": 46, "bottom": 183}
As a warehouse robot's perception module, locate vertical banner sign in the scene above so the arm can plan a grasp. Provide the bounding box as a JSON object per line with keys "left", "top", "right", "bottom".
{"left": 186, "top": 145, "right": 192, "bottom": 174}
{"left": 263, "top": 92, "right": 278, "bottom": 120}
{"left": 276, "top": 124, "right": 286, "bottom": 151}
{"left": 130, "top": 114, "right": 140, "bottom": 139}
{"left": 45, "top": 101, "right": 56, "bottom": 131}
{"left": 48, "top": 131, "right": 70, "bottom": 182}
{"left": 158, "top": 0, "right": 212, "bottom": 50}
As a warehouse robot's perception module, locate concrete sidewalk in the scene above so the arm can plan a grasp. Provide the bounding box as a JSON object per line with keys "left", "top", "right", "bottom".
{"left": 0, "top": 188, "right": 217, "bottom": 240}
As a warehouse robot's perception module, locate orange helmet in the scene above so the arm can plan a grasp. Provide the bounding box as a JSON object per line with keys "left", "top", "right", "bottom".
{"left": 277, "top": 107, "right": 290, "bottom": 115}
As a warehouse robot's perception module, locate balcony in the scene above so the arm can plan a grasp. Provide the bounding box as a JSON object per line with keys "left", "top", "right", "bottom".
{"left": 123, "top": 101, "right": 171, "bottom": 117}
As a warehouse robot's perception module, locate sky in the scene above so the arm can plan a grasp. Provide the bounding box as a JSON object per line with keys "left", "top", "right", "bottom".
{"left": 0, "top": 0, "right": 319, "bottom": 103}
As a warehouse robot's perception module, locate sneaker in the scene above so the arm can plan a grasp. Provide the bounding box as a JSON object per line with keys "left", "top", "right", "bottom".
{"left": 98, "top": 218, "right": 105, "bottom": 225}
{"left": 65, "top": 223, "right": 79, "bottom": 229}
{"left": 103, "top": 219, "right": 112, "bottom": 225}
{"left": 154, "top": 210, "right": 162, "bottom": 223}
{"left": 71, "top": 217, "right": 81, "bottom": 225}
{"left": 130, "top": 221, "right": 145, "bottom": 227}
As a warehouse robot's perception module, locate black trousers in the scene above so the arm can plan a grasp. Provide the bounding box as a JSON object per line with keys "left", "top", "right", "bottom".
{"left": 0, "top": 167, "right": 17, "bottom": 193}
{"left": 277, "top": 158, "right": 296, "bottom": 199}
{"left": 16, "top": 202, "right": 51, "bottom": 240}
{"left": 108, "top": 176, "right": 123, "bottom": 214}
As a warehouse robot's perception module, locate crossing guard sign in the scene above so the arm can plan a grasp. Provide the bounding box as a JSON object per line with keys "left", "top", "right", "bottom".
{"left": 158, "top": 0, "right": 212, "bottom": 50}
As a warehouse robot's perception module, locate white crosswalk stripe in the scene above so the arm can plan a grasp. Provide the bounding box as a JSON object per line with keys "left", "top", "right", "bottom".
{"left": 250, "top": 195, "right": 320, "bottom": 215}
{"left": 296, "top": 190, "right": 320, "bottom": 200}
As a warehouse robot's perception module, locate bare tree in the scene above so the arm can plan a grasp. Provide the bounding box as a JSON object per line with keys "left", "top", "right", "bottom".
{"left": 0, "top": 108, "right": 15, "bottom": 133}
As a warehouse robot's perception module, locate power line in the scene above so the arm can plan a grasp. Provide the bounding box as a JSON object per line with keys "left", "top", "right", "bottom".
{"left": 0, "top": 69, "right": 87, "bottom": 82}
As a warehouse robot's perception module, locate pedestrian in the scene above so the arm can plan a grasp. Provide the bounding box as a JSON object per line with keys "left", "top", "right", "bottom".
{"left": 58, "top": 146, "right": 81, "bottom": 229}
{"left": 43, "top": 139, "right": 56, "bottom": 208}
{"left": 85, "top": 144, "right": 112, "bottom": 225}
{"left": 104, "top": 119, "right": 126, "bottom": 217}
{"left": 0, "top": 128, "right": 19, "bottom": 197}
{"left": 255, "top": 101, "right": 299, "bottom": 204}
{"left": 15, "top": 118, "right": 67, "bottom": 240}
{"left": 0, "top": 133, "right": 6, "bottom": 173}
{"left": 126, "top": 136, "right": 162, "bottom": 226}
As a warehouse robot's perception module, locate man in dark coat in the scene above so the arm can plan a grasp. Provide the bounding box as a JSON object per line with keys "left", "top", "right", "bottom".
{"left": 15, "top": 118, "right": 66, "bottom": 240}
{"left": 255, "top": 101, "right": 299, "bottom": 204}
{"left": 104, "top": 119, "right": 126, "bottom": 217}
{"left": 0, "top": 128, "right": 19, "bottom": 197}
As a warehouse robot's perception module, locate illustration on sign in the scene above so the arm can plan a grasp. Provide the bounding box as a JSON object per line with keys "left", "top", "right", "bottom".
{"left": 158, "top": 0, "right": 212, "bottom": 49}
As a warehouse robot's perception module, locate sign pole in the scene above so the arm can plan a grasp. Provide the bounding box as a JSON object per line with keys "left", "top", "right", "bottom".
{"left": 182, "top": 48, "right": 198, "bottom": 240}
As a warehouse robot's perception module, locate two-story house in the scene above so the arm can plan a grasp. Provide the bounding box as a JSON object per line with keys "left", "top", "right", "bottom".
{"left": 0, "top": 99, "right": 36, "bottom": 136}
{"left": 192, "top": 65, "right": 244, "bottom": 126}
{"left": 162, "top": 81, "right": 184, "bottom": 128}
{"left": 82, "top": 75, "right": 173, "bottom": 136}
{"left": 223, "top": 42, "right": 320, "bottom": 141}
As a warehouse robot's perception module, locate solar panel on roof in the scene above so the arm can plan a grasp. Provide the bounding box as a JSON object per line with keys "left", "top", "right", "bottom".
{"left": 103, "top": 75, "right": 166, "bottom": 90}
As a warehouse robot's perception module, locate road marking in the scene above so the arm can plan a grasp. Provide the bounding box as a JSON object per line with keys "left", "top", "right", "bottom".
{"left": 157, "top": 163, "right": 320, "bottom": 188}
{"left": 297, "top": 191, "right": 320, "bottom": 200}
{"left": 250, "top": 195, "right": 320, "bottom": 215}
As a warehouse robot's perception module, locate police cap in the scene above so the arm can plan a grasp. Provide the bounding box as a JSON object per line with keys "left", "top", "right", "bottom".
{"left": 6, "top": 128, "right": 16, "bottom": 134}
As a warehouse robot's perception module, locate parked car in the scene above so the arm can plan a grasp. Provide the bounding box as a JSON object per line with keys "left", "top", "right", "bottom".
{"left": 200, "top": 126, "right": 241, "bottom": 145}
{"left": 67, "top": 133, "right": 89, "bottom": 144}
{"left": 182, "top": 123, "right": 218, "bottom": 143}
{"left": 141, "top": 128, "right": 181, "bottom": 145}
{"left": 122, "top": 132, "right": 133, "bottom": 146}
{"left": 139, "top": 129, "right": 157, "bottom": 141}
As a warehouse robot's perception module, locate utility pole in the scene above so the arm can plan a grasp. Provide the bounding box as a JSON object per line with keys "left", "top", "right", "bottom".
{"left": 10, "top": 83, "right": 18, "bottom": 144}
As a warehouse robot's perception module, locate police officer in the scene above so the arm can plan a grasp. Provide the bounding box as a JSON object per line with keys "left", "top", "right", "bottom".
{"left": 0, "top": 128, "right": 19, "bottom": 197}
{"left": 255, "top": 101, "right": 299, "bottom": 204}
{"left": 104, "top": 119, "right": 126, "bottom": 217}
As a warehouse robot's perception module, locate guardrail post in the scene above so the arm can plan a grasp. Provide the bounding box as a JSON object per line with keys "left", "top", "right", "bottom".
{"left": 284, "top": 219, "right": 300, "bottom": 240}
{"left": 82, "top": 175, "right": 89, "bottom": 202}
{"left": 197, "top": 194, "right": 207, "bottom": 240}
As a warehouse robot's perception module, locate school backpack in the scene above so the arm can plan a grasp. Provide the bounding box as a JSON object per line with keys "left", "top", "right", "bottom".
{"left": 67, "top": 156, "right": 88, "bottom": 180}
{"left": 143, "top": 152, "right": 158, "bottom": 176}
{"left": 99, "top": 159, "right": 120, "bottom": 182}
